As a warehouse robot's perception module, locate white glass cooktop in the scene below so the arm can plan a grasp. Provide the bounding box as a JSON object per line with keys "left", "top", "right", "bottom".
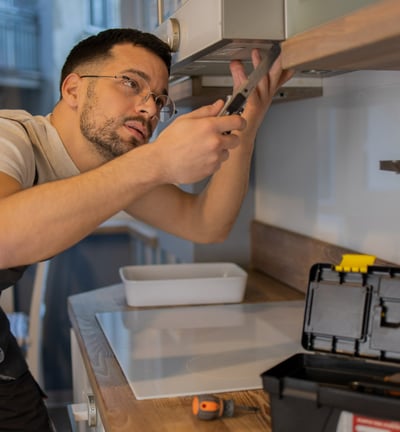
{"left": 96, "top": 301, "right": 304, "bottom": 400}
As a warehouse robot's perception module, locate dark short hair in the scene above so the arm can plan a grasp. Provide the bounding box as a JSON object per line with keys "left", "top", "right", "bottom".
{"left": 59, "top": 28, "right": 172, "bottom": 93}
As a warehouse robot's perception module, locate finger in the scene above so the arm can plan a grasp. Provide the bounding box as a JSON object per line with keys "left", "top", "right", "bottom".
{"left": 268, "top": 54, "right": 294, "bottom": 91}
{"left": 184, "top": 99, "right": 225, "bottom": 119}
{"left": 220, "top": 131, "right": 242, "bottom": 150}
{"left": 229, "top": 59, "right": 248, "bottom": 88}
{"left": 250, "top": 48, "right": 290, "bottom": 91}
{"left": 251, "top": 48, "right": 262, "bottom": 69}
{"left": 218, "top": 115, "right": 247, "bottom": 135}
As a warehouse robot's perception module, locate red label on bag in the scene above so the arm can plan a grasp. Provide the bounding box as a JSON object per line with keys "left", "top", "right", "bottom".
{"left": 353, "top": 415, "right": 400, "bottom": 431}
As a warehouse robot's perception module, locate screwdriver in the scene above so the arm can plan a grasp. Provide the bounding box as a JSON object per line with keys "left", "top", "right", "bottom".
{"left": 350, "top": 372, "right": 400, "bottom": 398}
{"left": 192, "top": 394, "right": 259, "bottom": 421}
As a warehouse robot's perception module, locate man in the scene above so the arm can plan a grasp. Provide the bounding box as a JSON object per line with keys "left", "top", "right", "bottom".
{"left": 0, "top": 28, "right": 292, "bottom": 430}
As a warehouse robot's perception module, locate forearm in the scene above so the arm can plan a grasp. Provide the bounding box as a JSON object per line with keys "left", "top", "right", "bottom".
{"left": 194, "top": 132, "right": 255, "bottom": 242}
{"left": 0, "top": 146, "right": 163, "bottom": 268}
{"left": 191, "top": 51, "right": 295, "bottom": 240}
{"left": 126, "top": 130, "right": 256, "bottom": 244}
{"left": 0, "top": 103, "right": 247, "bottom": 267}
{"left": 188, "top": 90, "right": 271, "bottom": 243}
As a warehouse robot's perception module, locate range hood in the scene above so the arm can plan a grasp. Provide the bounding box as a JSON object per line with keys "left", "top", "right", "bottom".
{"left": 154, "top": 0, "right": 325, "bottom": 105}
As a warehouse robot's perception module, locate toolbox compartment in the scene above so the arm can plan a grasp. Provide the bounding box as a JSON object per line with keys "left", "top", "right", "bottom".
{"left": 261, "top": 259, "right": 400, "bottom": 432}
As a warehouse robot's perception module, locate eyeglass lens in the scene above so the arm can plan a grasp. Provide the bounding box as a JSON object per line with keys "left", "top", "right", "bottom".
{"left": 123, "top": 74, "right": 175, "bottom": 122}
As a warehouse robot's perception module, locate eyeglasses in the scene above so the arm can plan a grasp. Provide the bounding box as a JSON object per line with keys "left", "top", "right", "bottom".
{"left": 79, "top": 73, "right": 176, "bottom": 122}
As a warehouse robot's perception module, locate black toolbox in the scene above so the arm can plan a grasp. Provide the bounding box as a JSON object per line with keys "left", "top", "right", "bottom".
{"left": 261, "top": 255, "right": 400, "bottom": 432}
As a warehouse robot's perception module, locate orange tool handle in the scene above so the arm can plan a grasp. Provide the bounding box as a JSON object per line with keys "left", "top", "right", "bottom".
{"left": 192, "top": 395, "right": 224, "bottom": 420}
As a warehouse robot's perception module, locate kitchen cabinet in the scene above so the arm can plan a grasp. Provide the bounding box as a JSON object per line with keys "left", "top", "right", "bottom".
{"left": 120, "top": 0, "right": 188, "bottom": 32}
{"left": 70, "top": 330, "right": 105, "bottom": 431}
{"left": 282, "top": 0, "right": 400, "bottom": 73}
{"left": 119, "top": 0, "right": 158, "bottom": 32}
{"left": 161, "top": 0, "right": 188, "bottom": 22}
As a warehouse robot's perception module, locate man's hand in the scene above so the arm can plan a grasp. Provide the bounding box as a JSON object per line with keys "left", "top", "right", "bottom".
{"left": 230, "top": 49, "right": 294, "bottom": 132}
{"left": 152, "top": 100, "right": 247, "bottom": 185}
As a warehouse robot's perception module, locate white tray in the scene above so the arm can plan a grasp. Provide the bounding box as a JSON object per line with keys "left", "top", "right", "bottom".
{"left": 119, "top": 262, "right": 248, "bottom": 307}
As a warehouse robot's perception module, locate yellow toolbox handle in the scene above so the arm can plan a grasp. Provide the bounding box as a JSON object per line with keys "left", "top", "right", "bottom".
{"left": 335, "top": 254, "right": 376, "bottom": 273}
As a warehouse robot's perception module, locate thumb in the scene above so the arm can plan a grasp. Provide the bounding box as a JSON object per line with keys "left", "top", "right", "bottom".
{"left": 185, "top": 99, "right": 225, "bottom": 119}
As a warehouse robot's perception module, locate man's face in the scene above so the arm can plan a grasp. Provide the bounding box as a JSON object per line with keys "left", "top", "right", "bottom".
{"left": 78, "top": 44, "right": 170, "bottom": 161}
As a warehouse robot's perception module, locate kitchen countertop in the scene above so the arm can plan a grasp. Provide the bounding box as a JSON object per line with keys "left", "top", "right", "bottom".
{"left": 68, "top": 269, "right": 304, "bottom": 431}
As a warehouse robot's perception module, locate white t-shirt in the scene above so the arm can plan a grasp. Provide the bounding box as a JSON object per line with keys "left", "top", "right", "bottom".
{"left": 0, "top": 109, "right": 79, "bottom": 188}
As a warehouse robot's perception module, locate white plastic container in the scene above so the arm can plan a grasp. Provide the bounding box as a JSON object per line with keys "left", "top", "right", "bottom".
{"left": 119, "top": 262, "right": 248, "bottom": 307}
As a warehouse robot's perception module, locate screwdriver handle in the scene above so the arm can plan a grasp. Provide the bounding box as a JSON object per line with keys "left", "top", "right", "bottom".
{"left": 192, "top": 394, "right": 234, "bottom": 420}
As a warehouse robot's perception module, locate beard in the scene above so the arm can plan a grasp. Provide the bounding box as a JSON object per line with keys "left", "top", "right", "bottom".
{"left": 79, "top": 84, "right": 153, "bottom": 161}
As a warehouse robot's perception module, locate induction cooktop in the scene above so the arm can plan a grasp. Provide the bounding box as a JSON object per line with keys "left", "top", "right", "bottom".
{"left": 96, "top": 301, "right": 304, "bottom": 400}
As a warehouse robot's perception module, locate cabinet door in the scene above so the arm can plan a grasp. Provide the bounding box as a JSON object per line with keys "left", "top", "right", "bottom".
{"left": 120, "top": 0, "right": 157, "bottom": 31}
{"left": 121, "top": 0, "right": 187, "bottom": 32}
{"left": 162, "top": 0, "right": 187, "bottom": 21}
{"left": 69, "top": 330, "right": 105, "bottom": 432}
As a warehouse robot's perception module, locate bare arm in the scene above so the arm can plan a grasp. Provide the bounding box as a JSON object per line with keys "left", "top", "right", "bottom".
{"left": 0, "top": 103, "right": 245, "bottom": 268}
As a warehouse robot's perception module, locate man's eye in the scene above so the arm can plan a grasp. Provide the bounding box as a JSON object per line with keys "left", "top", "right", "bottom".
{"left": 122, "top": 76, "right": 140, "bottom": 91}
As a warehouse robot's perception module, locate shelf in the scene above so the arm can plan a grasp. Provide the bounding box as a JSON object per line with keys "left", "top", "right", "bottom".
{"left": 281, "top": 0, "right": 400, "bottom": 73}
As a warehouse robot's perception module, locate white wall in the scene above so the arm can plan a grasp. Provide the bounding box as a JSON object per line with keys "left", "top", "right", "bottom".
{"left": 255, "top": 70, "right": 400, "bottom": 264}
{"left": 51, "top": 0, "right": 121, "bottom": 105}
{"left": 51, "top": 0, "right": 87, "bottom": 104}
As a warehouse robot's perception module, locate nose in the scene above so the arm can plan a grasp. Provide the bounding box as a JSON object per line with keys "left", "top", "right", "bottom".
{"left": 137, "top": 94, "right": 159, "bottom": 121}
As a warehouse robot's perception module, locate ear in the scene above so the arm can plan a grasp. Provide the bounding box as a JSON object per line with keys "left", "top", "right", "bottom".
{"left": 61, "top": 73, "right": 82, "bottom": 109}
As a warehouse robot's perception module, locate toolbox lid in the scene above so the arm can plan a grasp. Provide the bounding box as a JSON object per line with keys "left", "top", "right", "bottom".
{"left": 302, "top": 255, "right": 400, "bottom": 362}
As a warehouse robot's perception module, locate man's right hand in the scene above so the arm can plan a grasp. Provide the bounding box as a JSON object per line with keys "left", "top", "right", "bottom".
{"left": 152, "top": 100, "right": 247, "bottom": 185}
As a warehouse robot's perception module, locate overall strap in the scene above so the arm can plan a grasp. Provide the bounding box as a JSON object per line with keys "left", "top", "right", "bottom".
{"left": 0, "top": 114, "right": 39, "bottom": 290}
